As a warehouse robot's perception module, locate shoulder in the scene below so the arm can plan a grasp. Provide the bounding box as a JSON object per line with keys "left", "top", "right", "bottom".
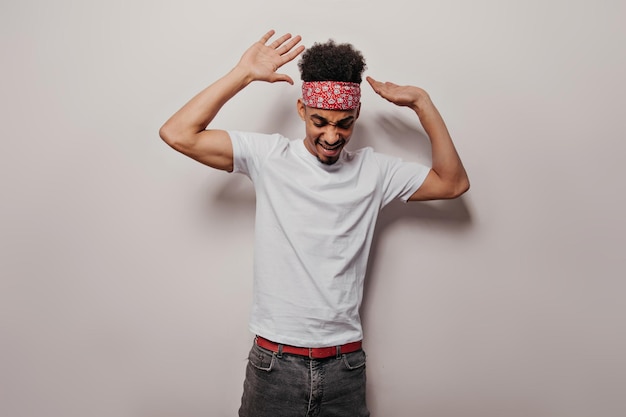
{"left": 228, "top": 131, "right": 289, "bottom": 145}
{"left": 229, "top": 131, "right": 291, "bottom": 155}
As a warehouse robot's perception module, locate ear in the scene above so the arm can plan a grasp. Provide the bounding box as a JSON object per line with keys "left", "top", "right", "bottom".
{"left": 297, "top": 99, "right": 306, "bottom": 120}
{"left": 355, "top": 102, "right": 361, "bottom": 119}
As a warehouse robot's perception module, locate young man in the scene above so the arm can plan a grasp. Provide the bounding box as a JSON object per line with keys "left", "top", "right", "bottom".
{"left": 160, "top": 30, "right": 469, "bottom": 417}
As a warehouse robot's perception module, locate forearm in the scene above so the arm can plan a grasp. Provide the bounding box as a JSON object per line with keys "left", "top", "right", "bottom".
{"left": 412, "top": 92, "right": 469, "bottom": 195}
{"left": 159, "top": 31, "right": 303, "bottom": 171}
{"left": 160, "top": 66, "right": 250, "bottom": 142}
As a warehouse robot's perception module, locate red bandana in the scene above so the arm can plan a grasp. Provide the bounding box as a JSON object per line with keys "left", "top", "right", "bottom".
{"left": 302, "top": 81, "right": 361, "bottom": 110}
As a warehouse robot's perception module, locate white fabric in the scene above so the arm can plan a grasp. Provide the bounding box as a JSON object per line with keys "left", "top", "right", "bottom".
{"left": 229, "top": 131, "right": 430, "bottom": 347}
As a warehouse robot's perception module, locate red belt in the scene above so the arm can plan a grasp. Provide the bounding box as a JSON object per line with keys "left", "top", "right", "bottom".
{"left": 255, "top": 336, "right": 362, "bottom": 359}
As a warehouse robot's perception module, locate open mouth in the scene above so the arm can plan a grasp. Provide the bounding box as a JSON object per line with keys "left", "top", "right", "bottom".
{"left": 317, "top": 140, "right": 345, "bottom": 160}
{"left": 317, "top": 139, "right": 345, "bottom": 151}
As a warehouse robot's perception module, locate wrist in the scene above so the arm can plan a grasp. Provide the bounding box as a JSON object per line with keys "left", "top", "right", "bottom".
{"left": 228, "top": 65, "right": 255, "bottom": 88}
{"left": 411, "top": 88, "right": 433, "bottom": 115}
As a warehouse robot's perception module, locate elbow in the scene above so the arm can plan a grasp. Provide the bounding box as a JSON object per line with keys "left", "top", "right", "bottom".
{"left": 159, "top": 122, "right": 186, "bottom": 151}
{"left": 441, "top": 175, "right": 470, "bottom": 199}
{"left": 159, "top": 123, "right": 176, "bottom": 146}
{"left": 450, "top": 176, "right": 470, "bottom": 199}
{"left": 454, "top": 177, "right": 470, "bottom": 198}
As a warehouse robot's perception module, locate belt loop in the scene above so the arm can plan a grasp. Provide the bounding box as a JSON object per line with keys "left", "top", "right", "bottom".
{"left": 336, "top": 345, "right": 342, "bottom": 359}
{"left": 277, "top": 344, "right": 283, "bottom": 358}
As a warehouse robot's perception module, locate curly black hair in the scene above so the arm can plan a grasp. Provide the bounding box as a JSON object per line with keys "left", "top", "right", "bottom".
{"left": 298, "top": 40, "right": 367, "bottom": 84}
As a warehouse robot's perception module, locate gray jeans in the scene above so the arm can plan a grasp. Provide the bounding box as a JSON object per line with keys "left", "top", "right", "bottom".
{"left": 239, "top": 342, "right": 370, "bottom": 417}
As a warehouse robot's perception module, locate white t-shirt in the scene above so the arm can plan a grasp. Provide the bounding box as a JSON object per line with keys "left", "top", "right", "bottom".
{"left": 229, "top": 131, "right": 430, "bottom": 347}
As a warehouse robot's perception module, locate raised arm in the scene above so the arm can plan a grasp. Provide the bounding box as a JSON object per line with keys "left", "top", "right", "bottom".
{"left": 366, "top": 76, "right": 469, "bottom": 201}
{"left": 159, "top": 30, "right": 305, "bottom": 171}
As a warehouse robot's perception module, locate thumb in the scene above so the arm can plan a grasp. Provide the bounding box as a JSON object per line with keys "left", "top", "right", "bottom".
{"left": 270, "top": 74, "right": 295, "bottom": 84}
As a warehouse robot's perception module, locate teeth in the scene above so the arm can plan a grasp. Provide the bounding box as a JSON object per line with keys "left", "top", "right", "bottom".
{"left": 319, "top": 141, "right": 343, "bottom": 150}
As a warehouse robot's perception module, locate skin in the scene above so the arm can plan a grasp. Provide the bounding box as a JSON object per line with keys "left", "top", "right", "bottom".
{"left": 160, "top": 30, "right": 469, "bottom": 201}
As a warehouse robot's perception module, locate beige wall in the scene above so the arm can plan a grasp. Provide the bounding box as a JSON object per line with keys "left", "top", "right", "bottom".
{"left": 2, "top": 1, "right": 625, "bottom": 416}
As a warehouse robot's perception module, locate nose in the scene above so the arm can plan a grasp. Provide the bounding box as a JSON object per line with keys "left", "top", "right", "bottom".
{"left": 322, "top": 125, "right": 341, "bottom": 142}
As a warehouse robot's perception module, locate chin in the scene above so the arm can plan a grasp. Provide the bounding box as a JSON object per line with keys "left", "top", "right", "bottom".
{"left": 317, "top": 155, "right": 340, "bottom": 165}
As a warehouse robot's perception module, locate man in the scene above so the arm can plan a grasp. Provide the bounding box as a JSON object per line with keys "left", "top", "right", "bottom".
{"left": 160, "top": 30, "right": 469, "bottom": 417}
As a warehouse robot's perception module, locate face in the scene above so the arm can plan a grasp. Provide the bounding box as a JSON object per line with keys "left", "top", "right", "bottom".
{"left": 297, "top": 99, "right": 361, "bottom": 165}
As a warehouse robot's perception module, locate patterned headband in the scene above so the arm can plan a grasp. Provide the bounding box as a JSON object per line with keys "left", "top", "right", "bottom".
{"left": 301, "top": 81, "right": 361, "bottom": 110}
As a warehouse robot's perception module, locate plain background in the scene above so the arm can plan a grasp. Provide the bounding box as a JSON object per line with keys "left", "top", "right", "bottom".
{"left": 1, "top": 1, "right": 625, "bottom": 416}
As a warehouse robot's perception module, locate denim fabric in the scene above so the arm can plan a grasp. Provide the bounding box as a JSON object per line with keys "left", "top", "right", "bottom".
{"left": 239, "top": 342, "right": 370, "bottom": 417}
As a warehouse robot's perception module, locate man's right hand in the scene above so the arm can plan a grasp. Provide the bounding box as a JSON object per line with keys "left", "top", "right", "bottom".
{"left": 235, "top": 30, "right": 305, "bottom": 85}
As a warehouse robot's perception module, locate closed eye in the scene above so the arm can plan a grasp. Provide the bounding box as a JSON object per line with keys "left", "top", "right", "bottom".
{"left": 337, "top": 120, "right": 354, "bottom": 129}
{"left": 311, "top": 115, "right": 354, "bottom": 129}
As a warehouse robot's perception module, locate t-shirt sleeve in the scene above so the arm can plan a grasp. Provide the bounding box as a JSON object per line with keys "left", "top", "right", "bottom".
{"left": 375, "top": 152, "right": 431, "bottom": 205}
{"left": 228, "top": 131, "right": 285, "bottom": 178}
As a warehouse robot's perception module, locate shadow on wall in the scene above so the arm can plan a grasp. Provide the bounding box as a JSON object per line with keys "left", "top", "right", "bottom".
{"left": 354, "top": 104, "right": 473, "bottom": 255}
{"left": 358, "top": 109, "right": 473, "bottom": 313}
{"left": 356, "top": 110, "right": 473, "bottom": 417}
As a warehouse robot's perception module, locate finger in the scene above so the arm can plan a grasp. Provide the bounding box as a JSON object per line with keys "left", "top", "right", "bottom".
{"left": 366, "top": 77, "right": 383, "bottom": 94}
{"left": 278, "top": 45, "right": 305, "bottom": 66}
{"left": 276, "top": 35, "right": 302, "bottom": 55}
{"left": 260, "top": 29, "right": 276, "bottom": 44}
{"left": 366, "top": 76, "right": 382, "bottom": 90}
{"left": 270, "top": 73, "right": 295, "bottom": 85}
{"left": 270, "top": 32, "right": 294, "bottom": 49}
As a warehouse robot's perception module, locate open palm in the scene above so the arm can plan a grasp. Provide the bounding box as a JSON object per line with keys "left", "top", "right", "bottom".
{"left": 237, "top": 30, "right": 305, "bottom": 84}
